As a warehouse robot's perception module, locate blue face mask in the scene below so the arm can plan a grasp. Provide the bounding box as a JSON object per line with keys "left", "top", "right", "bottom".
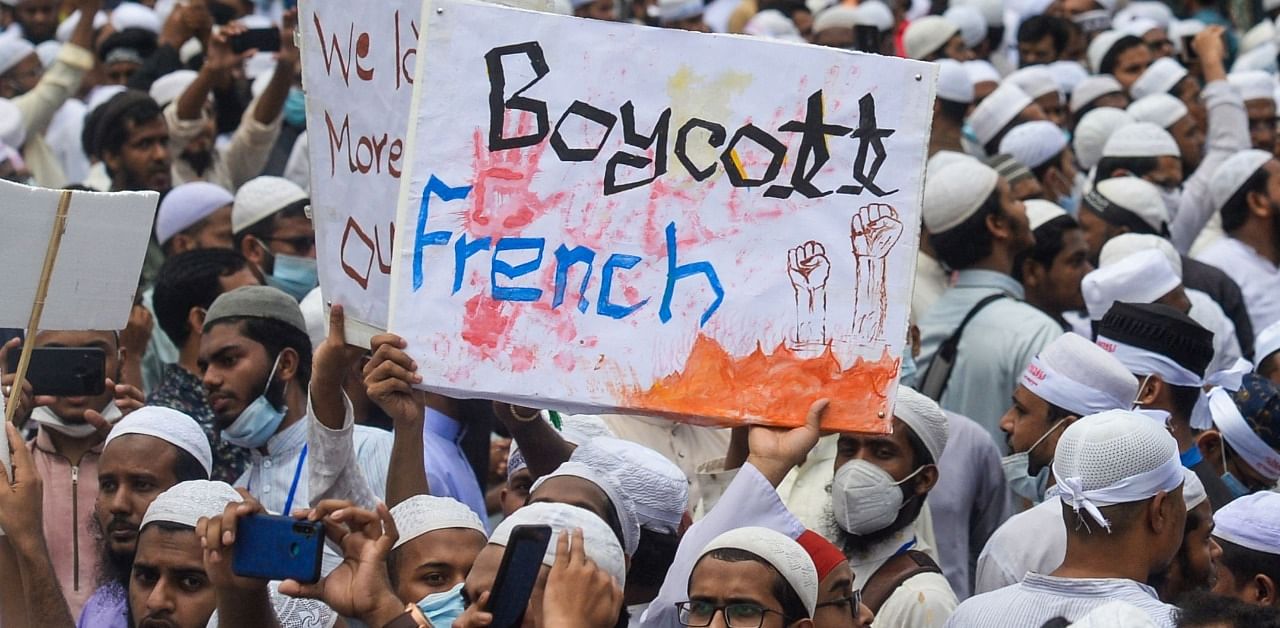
{"left": 417, "top": 582, "right": 466, "bottom": 628}
{"left": 284, "top": 87, "right": 306, "bottom": 127}
{"left": 899, "top": 350, "right": 918, "bottom": 386}
{"left": 1220, "top": 443, "right": 1252, "bottom": 499}
{"left": 259, "top": 242, "right": 318, "bottom": 301}
{"left": 222, "top": 354, "right": 288, "bottom": 449}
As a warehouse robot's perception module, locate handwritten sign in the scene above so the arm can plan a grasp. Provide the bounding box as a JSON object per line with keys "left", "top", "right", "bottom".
{"left": 387, "top": 0, "right": 936, "bottom": 431}
{"left": 0, "top": 180, "right": 158, "bottom": 330}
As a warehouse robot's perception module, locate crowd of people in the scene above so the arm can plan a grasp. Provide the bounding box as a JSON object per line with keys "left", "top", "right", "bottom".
{"left": 3, "top": 0, "right": 1280, "bottom": 626}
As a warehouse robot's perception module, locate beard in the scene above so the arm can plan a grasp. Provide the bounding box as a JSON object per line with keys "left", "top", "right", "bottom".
{"left": 93, "top": 514, "right": 136, "bottom": 589}
{"left": 822, "top": 484, "right": 927, "bottom": 556}
{"left": 183, "top": 149, "right": 215, "bottom": 177}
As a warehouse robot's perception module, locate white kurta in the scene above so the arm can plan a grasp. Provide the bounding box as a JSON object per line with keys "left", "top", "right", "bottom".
{"left": 973, "top": 496, "right": 1065, "bottom": 594}
{"left": 1196, "top": 237, "right": 1280, "bottom": 333}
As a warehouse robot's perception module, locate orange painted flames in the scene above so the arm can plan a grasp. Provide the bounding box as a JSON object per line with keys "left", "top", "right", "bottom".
{"left": 619, "top": 335, "right": 899, "bottom": 433}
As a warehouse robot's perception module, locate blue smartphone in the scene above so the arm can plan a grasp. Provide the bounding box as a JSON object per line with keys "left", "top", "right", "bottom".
{"left": 485, "top": 524, "right": 553, "bottom": 628}
{"left": 230, "top": 514, "right": 324, "bottom": 584}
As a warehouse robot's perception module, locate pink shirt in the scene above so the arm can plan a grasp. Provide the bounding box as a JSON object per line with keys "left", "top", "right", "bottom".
{"left": 28, "top": 428, "right": 102, "bottom": 619}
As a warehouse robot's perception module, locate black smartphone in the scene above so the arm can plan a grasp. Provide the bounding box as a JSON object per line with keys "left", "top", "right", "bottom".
{"left": 1182, "top": 35, "right": 1198, "bottom": 60}
{"left": 5, "top": 347, "right": 106, "bottom": 397}
{"left": 485, "top": 525, "right": 553, "bottom": 628}
{"left": 229, "top": 28, "right": 281, "bottom": 54}
{"left": 854, "top": 24, "right": 881, "bottom": 53}
{"left": 230, "top": 514, "right": 324, "bottom": 584}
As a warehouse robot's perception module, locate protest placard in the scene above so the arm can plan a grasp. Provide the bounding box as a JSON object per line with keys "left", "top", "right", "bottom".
{"left": 388, "top": 0, "right": 936, "bottom": 432}
{"left": 0, "top": 180, "right": 158, "bottom": 331}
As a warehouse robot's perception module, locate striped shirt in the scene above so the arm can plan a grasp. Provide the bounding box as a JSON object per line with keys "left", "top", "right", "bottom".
{"left": 944, "top": 573, "right": 1177, "bottom": 628}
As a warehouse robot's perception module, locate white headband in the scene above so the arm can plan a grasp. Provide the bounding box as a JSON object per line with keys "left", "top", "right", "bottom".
{"left": 1189, "top": 358, "right": 1254, "bottom": 430}
{"left": 1095, "top": 335, "right": 1202, "bottom": 387}
{"left": 1021, "top": 356, "right": 1127, "bottom": 417}
{"left": 1210, "top": 387, "right": 1280, "bottom": 481}
{"left": 1050, "top": 452, "right": 1184, "bottom": 532}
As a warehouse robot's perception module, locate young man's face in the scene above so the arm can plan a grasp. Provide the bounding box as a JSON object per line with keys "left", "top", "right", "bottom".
{"left": 501, "top": 468, "right": 533, "bottom": 516}
{"left": 1074, "top": 205, "right": 1113, "bottom": 263}
{"left": 813, "top": 561, "right": 871, "bottom": 628}
{"left": 97, "top": 435, "right": 184, "bottom": 568}
{"left": 198, "top": 322, "right": 275, "bottom": 429}
{"left": 103, "top": 60, "right": 142, "bottom": 87}
{"left": 129, "top": 526, "right": 218, "bottom": 628}
{"left": 391, "top": 528, "right": 487, "bottom": 604}
{"left": 1169, "top": 115, "right": 1205, "bottom": 171}
{"left": 1112, "top": 45, "right": 1153, "bottom": 90}
{"left": 1174, "top": 502, "right": 1221, "bottom": 594}
{"left": 1245, "top": 99, "right": 1278, "bottom": 153}
{"left": 1035, "top": 93, "right": 1067, "bottom": 128}
{"left": 107, "top": 116, "right": 173, "bottom": 193}
{"left": 1142, "top": 28, "right": 1174, "bottom": 59}
{"left": 940, "top": 35, "right": 974, "bottom": 61}
{"left": 14, "top": 0, "right": 57, "bottom": 43}
{"left": 686, "top": 556, "right": 800, "bottom": 628}
{"left": 999, "top": 385, "right": 1064, "bottom": 474}
{"left": 34, "top": 330, "right": 121, "bottom": 423}
{"left": 1018, "top": 34, "right": 1058, "bottom": 67}
{"left": 1039, "top": 226, "right": 1091, "bottom": 312}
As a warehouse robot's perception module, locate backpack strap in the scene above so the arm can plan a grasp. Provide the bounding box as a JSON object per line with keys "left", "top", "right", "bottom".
{"left": 860, "top": 550, "right": 944, "bottom": 614}
{"left": 917, "top": 293, "right": 1006, "bottom": 400}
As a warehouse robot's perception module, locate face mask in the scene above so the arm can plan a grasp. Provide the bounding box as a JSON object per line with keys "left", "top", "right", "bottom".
{"left": 416, "top": 582, "right": 466, "bottom": 628}
{"left": 899, "top": 350, "right": 918, "bottom": 386}
{"left": 259, "top": 242, "right": 318, "bottom": 301}
{"left": 832, "top": 459, "right": 923, "bottom": 535}
{"left": 30, "top": 402, "right": 122, "bottom": 439}
{"left": 284, "top": 87, "right": 306, "bottom": 127}
{"left": 1158, "top": 185, "right": 1182, "bottom": 217}
{"left": 999, "top": 417, "right": 1067, "bottom": 503}
{"left": 221, "top": 354, "right": 288, "bottom": 449}
{"left": 1220, "top": 442, "right": 1252, "bottom": 499}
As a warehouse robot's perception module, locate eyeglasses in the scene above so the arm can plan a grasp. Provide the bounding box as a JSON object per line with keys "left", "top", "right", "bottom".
{"left": 815, "top": 589, "right": 864, "bottom": 618}
{"left": 676, "top": 601, "right": 788, "bottom": 628}
{"left": 260, "top": 235, "right": 316, "bottom": 254}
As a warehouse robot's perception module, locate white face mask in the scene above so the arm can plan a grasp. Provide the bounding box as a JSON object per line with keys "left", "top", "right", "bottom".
{"left": 1157, "top": 184, "right": 1182, "bottom": 218}
{"left": 832, "top": 459, "right": 924, "bottom": 535}
{"left": 30, "top": 401, "right": 122, "bottom": 439}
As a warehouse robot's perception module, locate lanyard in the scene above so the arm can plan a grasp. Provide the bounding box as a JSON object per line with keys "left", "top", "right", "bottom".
{"left": 891, "top": 538, "right": 917, "bottom": 557}
{"left": 246, "top": 444, "right": 309, "bottom": 515}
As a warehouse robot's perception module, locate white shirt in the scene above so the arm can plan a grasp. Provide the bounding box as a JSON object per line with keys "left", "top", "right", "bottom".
{"left": 974, "top": 496, "right": 1065, "bottom": 594}
{"left": 946, "top": 573, "right": 1176, "bottom": 627}
{"left": 1196, "top": 237, "right": 1280, "bottom": 333}
{"left": 1187, "top": 289, "right": 1243, "bottom": 372}
{"left": 849, "top": 528, "right": 958, "bottom": 628}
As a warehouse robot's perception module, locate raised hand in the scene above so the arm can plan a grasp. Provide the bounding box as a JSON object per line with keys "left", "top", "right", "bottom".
{"left": 364, "top": 334, "right": 427, "bottom": 427}
{"left": 745, "top": 399, "right": 829, "bottom": 487}
{"left": 0, "top": 423, "right": 44, "bottom": 545}
{"left": 542, "top": 529, "right": 624, "bottom": 628}
{"left": 197, "top": 491, "right": 270, "bottom": 593}
{"left": 851, "top": 203, "right": 903, "bottom": 259}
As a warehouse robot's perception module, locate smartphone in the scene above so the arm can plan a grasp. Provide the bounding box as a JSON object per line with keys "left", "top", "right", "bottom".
{"left": 231, "top": 514, "right": 324, "bottom": 584}
{"left": 229, "top": 28, "right": 281, "bottom": 54}
{"left": 1182, "top": 35, "right": 1198, "bottom": 60}
{"left": 485, "top": 525, "right": 553, "bottom": 628}
{"left": 5, "top": 347, "right": 105, "bottom": 397}
{"left": 854, "top": 24, "right": 881, "bottom": 53}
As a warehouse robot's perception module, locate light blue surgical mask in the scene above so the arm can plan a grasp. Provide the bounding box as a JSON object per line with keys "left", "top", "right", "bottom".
{"left": 1220, "top": 442, "right": 1252, "bottom": 499}
{"left": 899, "top": 350, "right": 918, "bottom": 386}
{"left": 284, "top": 87, "right": 306, "bottom": 127}
{"left": 222, "top": 353, "right": 288, "bottom": 449}
{"left": 259, "top": 242, "right": 318, "bottom": 301}
{"left": 417, "top": 582, "right": 466, "bottom": 628}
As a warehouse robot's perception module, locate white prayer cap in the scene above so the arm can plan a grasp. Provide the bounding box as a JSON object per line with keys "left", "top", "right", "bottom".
{"left": 506, "top": 412, "right": 615, "bottom": 476}
{"left": 892, "top": 385, "right": 949, "bottom": 463}
{"left": 299, "top": 286, "right": 325, "bottom": 349}
{"left": 1255, "top": 321, "right": 1280, "bottom": 366}
{"left": 1008, "top": 66, "right": 1061, "bottom": 100}
{"left": 1068, "top": 601, "right": 1159, "bottom": 628}
{"left": 34, "top": 40, "right": 58, "bottom": 68}
{"left": 851, "top": 0, "right": 894, "bottom": 31}
{"left": 698, "top": 527, "right": 818, "bottom": 617}
{"left": 953, "top": 0, "right": 1002, "bottom": 27}
{"left": 1048, "top": 60, "right": 1089, "bottom": 95}
{"left": 812, "top": 5, "right": 858, "bottom": 33}
{"left": 1070, "top": 75, "right": 1124, "bottom": 113}
{"left": 1182, "top": 468, "right": 1207, "bottom": 510}
{"left": 968, "top": 83, "right": 1032, "bottom": 146}
{"left": 55, "top": 10, "right": 108, "bottom": 43}
{"left": 1099, "top": 233, "right": 1181, "bottom": 278}
{"left": 571, "top": 436, "right": 689, "bottom": 534}
{"left": 1209, "top": 149, "right": 1273, "bottom": 214}
{"left": 1232, "top": 42, "right": 1279, "bottom": 74}
{"left": 926, "top": 150, "right": 976, "bottom": 181}
{"left": 111, "top": 3, "right": 161, "bottom": 34}
{"left": 1168, "top": 20, "right": 1204, "bottom": 53}
{"left": 155, "top": 181, "right": 234, "bottom": 245}
{"left": 1051, "top": 409, "right": 1183, "bottom": 532}
{"left": 963, "top": 59, "right": 1000, "bottom": 87}
{"left": 105, "top": 406, "right": 215, "bottom": 476}
{"left": 141, "top": 480, "right": 243, "bottom": 529}
{"left": 745, "top": 10, "right": 801, "bottom": 40}
{"left": 1073, "top": 108, "right": 1133, "bottom": 171}
{"left": 149, "top": 69, "right": 199, "bottom": 108}
{"left": 658, "top": 0, "right": 703, "bottom": 23}
{"left": 86, "top": 84, "right": 127, "bottom": 114}
{"left": 489, "top": 502, "right": 627, "bottom": 588}
{"left": 1213, "top": 491, "right": 1280, "bottom": 555}
{"left": 1000, "top": 121, "right": 1067, "bottom": 170}
{"left": 1118, "top": 1, "right": 1173, "bottom": 27}
{"left": 936, "top": 59, "right": 974, "bottom": 104}
{"left": 1228, "top": 70, "right": 1276, "bottom": 103}
{"left": 0, "top": 36, "right": 34, "bottom": 75}
{"left": 1267, "top": 0, "right": 1280, "bottom": 12}
{"left": 1025, "top": 199, "right": 1068, "bottom": 231}
{"left": 232, "top": 176, "right": 309, "bottom": 234}
{"left": 1082, "top": 249, "right": 1181, "bottom": 320}
{"left": 944, "top": 6, "right": 987, "bottom": 49}
{"left": 1022, "top": 332, "right": 1139, "bottom": 417}
{"left": 1130, "top": 58, "right": 1189, "bottom": 100}
{"left": 1088, "top": 176, "right": 1169, "bottom": 233}
{"left": 1241, "top": 20, "right": 1277, "bottom": 54}
{"left": 390, "top": 495, "right": 487, "bottom": 550}
{"left": 1127, "top": 93, "right": 1189, "bottom": 130}
{"left": 1101, "top": 121, "right": 1180, "bottom": 158}
{"left": 923, "top": 158, "right": 999, "bottom": 234}
{"left": 0, "top": 98, "right": 24, "bottom": 149}
{"left": 1119, "top": 17, "right": 1159, "bottom": 38}
{"left": 179, "top": 37, "right": 203, "bottom": 65}
{"left": 531, "top": 461, "right": 640, "bottom": 556}
{"left": 904, "top": 16, "right": 959, "bottom": 59}
{"left": 1087, "top": 31, "right": 1127, "bottom": 74}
